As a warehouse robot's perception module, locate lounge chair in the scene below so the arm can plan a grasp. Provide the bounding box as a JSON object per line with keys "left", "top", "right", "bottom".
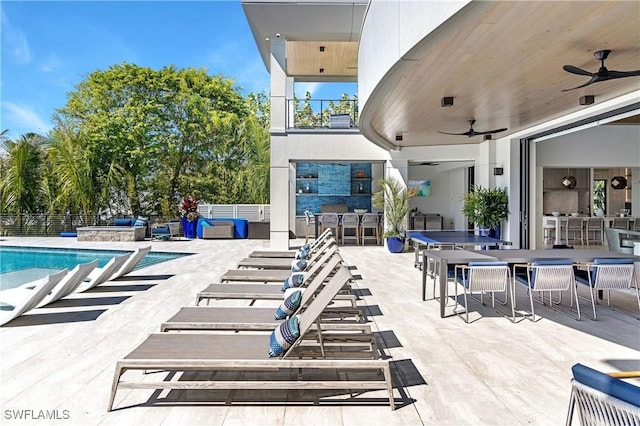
{"left": 110, "top": 246, "right": 151, "bottom": 280}
{"left": 219, "top": 242, "right": 337, "bottom": 283}
{"left": 0, "top": 260, "right": 99, "bottom": 308}
{"left": 163, "top": 254, "right": 361, "bottom": 332}
{"left": 197, "top": 248, "right": 342, "bottom": 305}
{"left": 248, "top": 229, "right": 333, "bottom": 258}
{"left": 39, "top": 260, "right": 99, "bottom": 306}
{"left": 236, "top": 238, "right": 336, "bottom": 269}
{"left": 107, "top": 266, "right": 395, "bottom": 411}
{"left": 566, "top": 363, "right": 640, "bottom": 425}
{"left": 0, "top": 270, "right": 68, "bottom": 326}
{"left": 77, "top": 254, "right": 131, "bottom": 292}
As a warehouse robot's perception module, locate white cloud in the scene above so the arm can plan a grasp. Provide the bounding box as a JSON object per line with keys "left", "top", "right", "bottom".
{"left": 1, "top": 8, "right": 32, "bottom": 65}
{"left": 41, "top": 54, "right": 62, "bottom": 73}
{"left": 295, "top": 83, "right": 320, "bottom": 98}
{"left": 2, "top": 102, "right": 51, "bottom": 134}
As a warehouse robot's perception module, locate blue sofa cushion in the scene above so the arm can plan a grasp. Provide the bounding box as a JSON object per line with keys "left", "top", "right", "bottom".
{"left": 114, "top": 218, "right": 135, "bottom": 227}
{"left": 572, "top": 363, "right": 640, "bottom": 408}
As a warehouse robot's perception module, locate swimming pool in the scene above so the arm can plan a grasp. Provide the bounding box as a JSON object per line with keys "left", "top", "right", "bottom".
{"left": 0, "top": 246, "right": 191, "bottom": 290}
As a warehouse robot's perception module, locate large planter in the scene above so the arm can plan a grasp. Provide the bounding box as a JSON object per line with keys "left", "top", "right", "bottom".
{"left": 385, "top": 237, "right": 405, "bottom": 253}
{"left": 182, "top": 217, "right": 197, "bottom": 239}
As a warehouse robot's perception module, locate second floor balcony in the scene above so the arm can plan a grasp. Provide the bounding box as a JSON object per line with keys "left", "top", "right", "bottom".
{"left": 286, "top": 98, "right": 359, "bottom": 131}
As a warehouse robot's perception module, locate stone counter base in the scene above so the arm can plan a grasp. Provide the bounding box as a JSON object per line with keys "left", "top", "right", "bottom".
{"left": 77, "top": 226, "right": 146, "bottom": 242}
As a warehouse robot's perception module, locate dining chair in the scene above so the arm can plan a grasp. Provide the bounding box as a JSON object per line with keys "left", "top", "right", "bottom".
{"left": 453, "top": 261, "right": 514, "bottom": 323}
{"left": 319, "top": 213, "right": 339, "bottom": 243}
{"left": 565, "top": 217, "right": 584, "bottom": 245}
{"left": 573, "top": 258, "right": 639, "bottom": 320}
{"left": 360, "top": 213, "right": 380, "bottom": 245}
{"left": 513, "top": 259, "right": 580, "bottom": 321}
{"left": 611, "top": 217, "right": 630, "bottom": 230}
{"left": 303, "top": 210, "right": 316, "bottom": 243}
{"left": 584, "top": 217, "right": 604, "bottom": 246}
{"left": 340, "top": 213, "right": 360, "bottom": 245}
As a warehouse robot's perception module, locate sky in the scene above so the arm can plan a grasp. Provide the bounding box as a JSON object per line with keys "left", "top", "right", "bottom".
{"left": 0, "top": 0, "right": 356, "bottom": 139}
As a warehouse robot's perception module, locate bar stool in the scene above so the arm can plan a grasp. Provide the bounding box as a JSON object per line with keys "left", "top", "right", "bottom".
{"left": 360, "top": 213, "right": 380, "bottom": 245}
{"left": 340, "top": 213, "right": 360, "bottom": 245}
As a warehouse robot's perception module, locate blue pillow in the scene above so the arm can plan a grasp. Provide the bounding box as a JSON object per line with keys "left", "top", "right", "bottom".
{"left": 268, "top": 316, "right": 300, "bottom": 357}
{"left": 295, "top": 248, "right": 309, "bottom": 260}
{"left": 282, "top": 272, "right": 305, "bottom": 291}
{"left": 291, "top": 259, "right": 307, "bottom": 272}
{"left": 275, "top": 289, "right": 302, "bottom": 319}
{"left": 134, "top": 216, "right": 149, "bottom": 227}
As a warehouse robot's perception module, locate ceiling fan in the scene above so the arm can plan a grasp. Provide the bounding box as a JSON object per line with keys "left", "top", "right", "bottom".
{"left": 562, "top": 49, "right": 640, "bottom": 91}
{"left": 438, "top": 119, "right": 507, "bottom": 137}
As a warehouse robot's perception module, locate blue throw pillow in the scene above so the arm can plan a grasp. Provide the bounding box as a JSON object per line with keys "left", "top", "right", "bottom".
{"left": 134, "top": 216, "right": 149, "bottom": 227}
{"left": 268, "top": 316, "right": 300, "bottom": 357}
{"left": 291, "top": 259, "right": 307, "bottom": 272}
{"left": 295, "top": 248, "right": 309, "bottom": 260}
{"left": 275, "top": 289, "right": 302, "bottom": 319}
{"left": 282, "top": 272, "right": 305, "bottom": 291}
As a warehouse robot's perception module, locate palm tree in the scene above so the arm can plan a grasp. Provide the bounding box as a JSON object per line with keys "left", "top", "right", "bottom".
{"left": 0, "top": 133, "right": 45, "bottom": 215}
{"left": 46, "top": 116, "right": 99, "bottom": 225}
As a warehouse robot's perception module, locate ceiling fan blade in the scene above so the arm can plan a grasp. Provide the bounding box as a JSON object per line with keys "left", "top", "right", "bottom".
{"left": 561, "top": 76, "right": 598, "bottom": 92}
{"left": 606, "top": 69, "right": 640, "bottom": 79}
{"left": 475, "top": 128, "right": 508, "bottom": 135}
{"left": 437, "top": 131, "right": 467, "bottom": 136}
{"left": 563, "top": 65, "right": 593, "bottom": 76}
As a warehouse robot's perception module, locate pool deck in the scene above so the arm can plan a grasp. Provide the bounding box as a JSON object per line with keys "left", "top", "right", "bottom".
{"left": 0, "top": 236, "right": 638, "bottom": 425}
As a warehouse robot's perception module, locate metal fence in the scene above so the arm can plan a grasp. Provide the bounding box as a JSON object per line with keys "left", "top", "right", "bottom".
{"left": 0, "top": 205, "right": 271, "bottom": 237}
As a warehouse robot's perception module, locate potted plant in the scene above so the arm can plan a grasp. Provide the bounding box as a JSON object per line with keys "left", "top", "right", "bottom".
{"left": 461, "top": 186, "right": 508, "bottom": 238}
{"left": 179, "top": 196, "right": 199, "bottom": 238}
{"left": 373, "top": 177, "right": 410, "bottom": 253}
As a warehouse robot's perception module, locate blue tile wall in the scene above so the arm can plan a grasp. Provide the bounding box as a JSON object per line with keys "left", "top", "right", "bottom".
{"left": 295, "top": 162, "right": 372, "bottom": 215}
{"left": 319, "top": 163, "right": 350, "bottom": 195}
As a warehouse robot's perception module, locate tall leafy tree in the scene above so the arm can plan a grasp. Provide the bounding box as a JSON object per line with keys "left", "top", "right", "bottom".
{"left": 0, "top": 133, "right": 45, "bottom": 215}
{"left": 59, "top": 63, "right": 252, "bottom": 217}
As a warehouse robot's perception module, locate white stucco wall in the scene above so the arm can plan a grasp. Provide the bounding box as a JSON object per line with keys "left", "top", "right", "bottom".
{"left": 359, "top": 0, "right": 469, "bottom": 105}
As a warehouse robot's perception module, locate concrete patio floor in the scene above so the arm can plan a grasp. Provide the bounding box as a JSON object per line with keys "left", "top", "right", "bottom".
{"left": 0, "top": 236, "right": 638, "bottom": 425}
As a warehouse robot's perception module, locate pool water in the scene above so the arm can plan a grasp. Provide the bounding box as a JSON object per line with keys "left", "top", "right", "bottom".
{"left": 0, "top": 246, "right": 190, "bottom": 290}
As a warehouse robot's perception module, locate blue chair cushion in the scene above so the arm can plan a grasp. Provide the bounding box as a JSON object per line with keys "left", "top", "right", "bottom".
{"left": 572, "top": 363, "right": 640, "bottom": 408}
{"left": 576, "top": 258, "right": 634, "bottom": 286}
{"left": 275, "top": 289, "right": 302, "bottom": 319}
{"left": 457, "top": 262, "right": 508, "bottom": 287}
{"left": 268, "top": 316, "right": 300, "bottom": 357}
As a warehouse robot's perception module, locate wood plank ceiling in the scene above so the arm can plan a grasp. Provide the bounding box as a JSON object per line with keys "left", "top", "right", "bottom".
{"left": 365, "top": 1, "right": 640, "bottom": 147}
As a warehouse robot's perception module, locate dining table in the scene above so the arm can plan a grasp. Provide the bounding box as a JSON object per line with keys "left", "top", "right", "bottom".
{"left": 425, "top": 248, "right": 640, "bottom": 318}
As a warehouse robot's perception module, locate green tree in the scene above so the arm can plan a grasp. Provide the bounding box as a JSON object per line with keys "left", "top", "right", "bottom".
{"left": 59, "top": 63, "right": 251, "bottom": 217}
{"left": 0, "top": 133, "right": 45, "bottom": 215}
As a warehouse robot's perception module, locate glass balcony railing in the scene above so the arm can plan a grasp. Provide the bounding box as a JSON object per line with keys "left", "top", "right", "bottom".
{"left": 286, "top": 99, "right": 358, "bottom": 129}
